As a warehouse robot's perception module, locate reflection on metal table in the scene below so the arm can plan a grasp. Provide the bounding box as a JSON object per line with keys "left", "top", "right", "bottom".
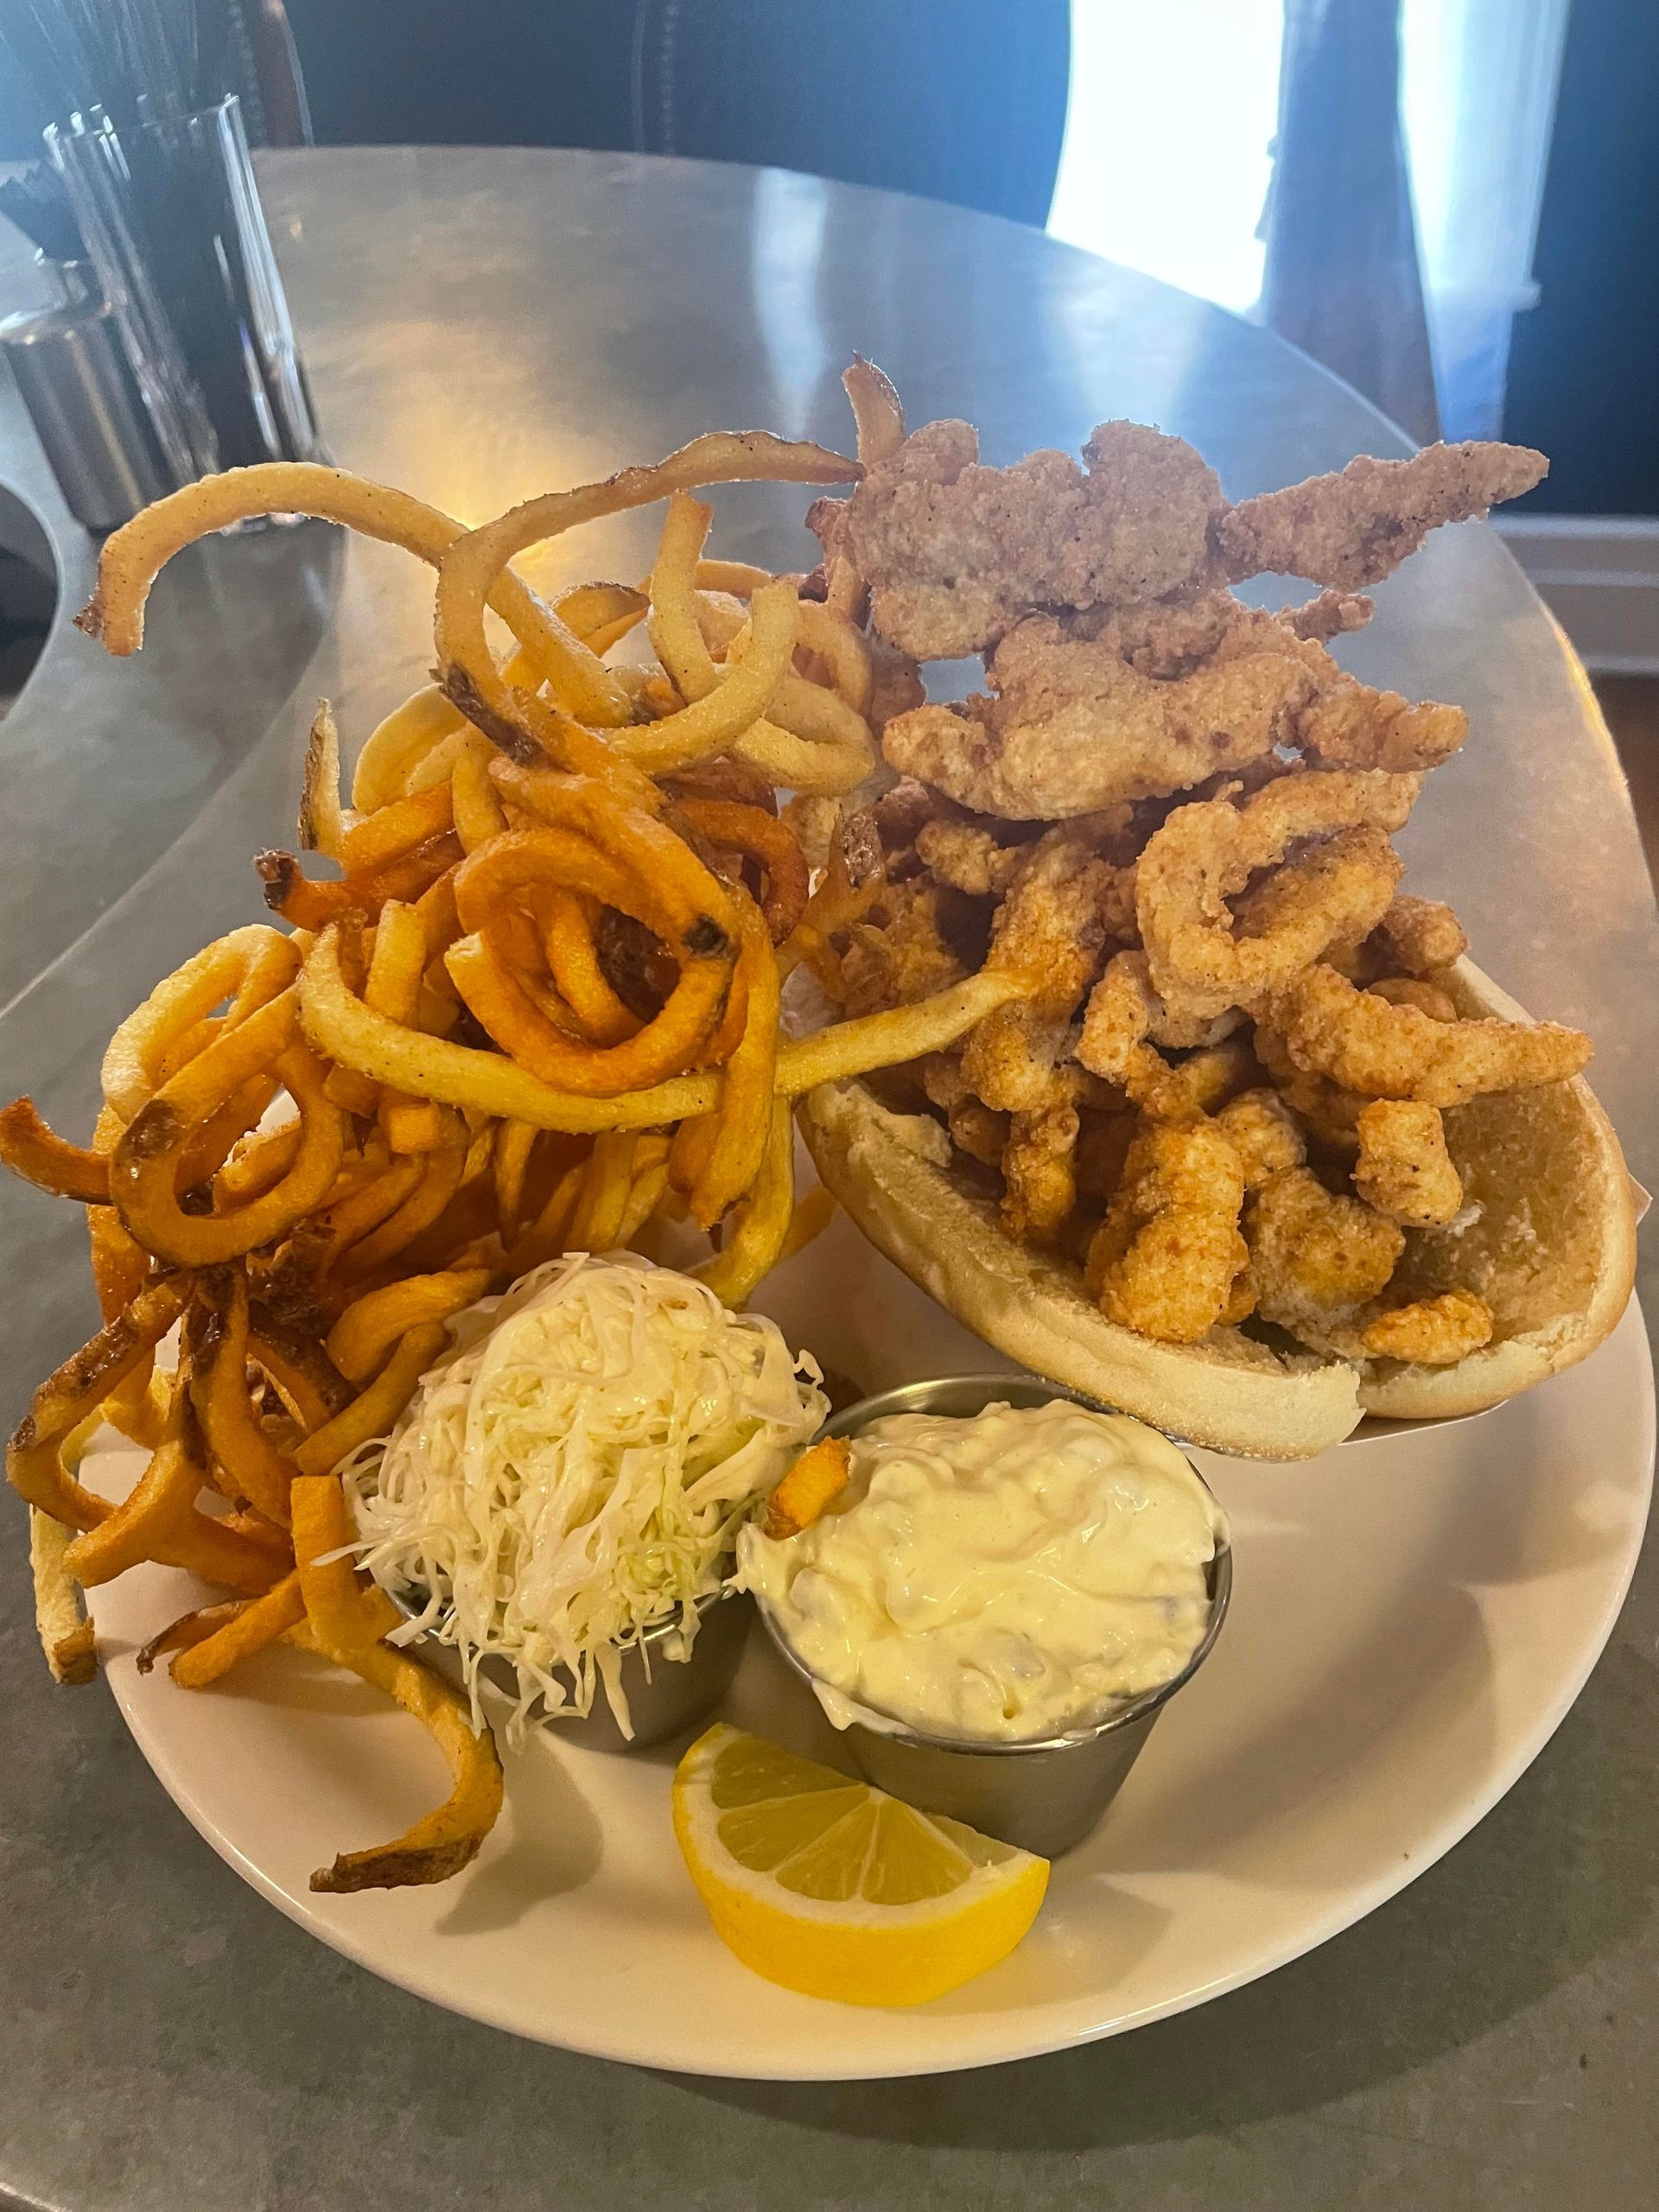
{"left": 0, "top": 146, "right": 1654, "bottom": 2212}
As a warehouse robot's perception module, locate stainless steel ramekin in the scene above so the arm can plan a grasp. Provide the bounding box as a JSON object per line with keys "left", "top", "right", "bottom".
{"left": 759, "top": 1375, "right": 1231, "bottom": 1856}
{"left": 387, "top": 1582, "right": 753, "bottom": 1751}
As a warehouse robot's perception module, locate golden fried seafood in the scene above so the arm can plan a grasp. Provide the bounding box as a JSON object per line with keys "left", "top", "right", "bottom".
{"left": 1001, "top": 1103, "right": 1083, "bottom": 1247}
{"left": 1352, "top": 1099, "right": 1464, "bottom": 1227}
{"left": 1212, "top": 1088, "right": 1306, "bottom": 1190}
{"left": 849, "top": 422, "right": 1543, "bottom": 663}
{"left": 1359, "top": 1289, "right": 1494, "bottom": 1366}
{"left": 1085, "top": 1121, "right": 1249, "bottom": 1344}
{"left": 1372, "top": 893, "right": 1469, "bottom": 976}
{"left": 1370, "top": 976, "right": 1460, "bottom": 1021}
{"left": 846, "top": 418, "right": 1226, "bottom": 659}
{"left": 959, "top": 824, "right": 1116, "bottom": 1113}
{"left": 1135, "top": 770, "right": 1418, "bottom": 1020}
{"left": 1244, "top": 1167, "right": 1406, "bottom": 1339}
{"left": 1266, "top": 963, "right": 1592, "bottom": 1107}
{"left": 882, "top": 613, "right": 1316, "bottom": 819}
{"left": 1295, "top": 678, "right": 1467, "bottom": 774}
{"left": 1216, "top": 441, "right": 1548, "bottom": 590}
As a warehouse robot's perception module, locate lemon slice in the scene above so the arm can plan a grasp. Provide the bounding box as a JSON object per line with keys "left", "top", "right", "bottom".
{"left": 672, "top": 1723, "right": 1049, "bottom": 2007}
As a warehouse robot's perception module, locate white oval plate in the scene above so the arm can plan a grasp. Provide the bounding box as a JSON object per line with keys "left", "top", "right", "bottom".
{"left": 83, "top": 1220, "right": 1653, "bottom": 2080}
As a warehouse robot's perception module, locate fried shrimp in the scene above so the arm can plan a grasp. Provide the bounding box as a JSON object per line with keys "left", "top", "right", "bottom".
{"left": 1085, "top": 1121, "right": 1249, "bottom": 1344}
{"left": 1266, "top": 964, "right": 1592, "bottom": 1107}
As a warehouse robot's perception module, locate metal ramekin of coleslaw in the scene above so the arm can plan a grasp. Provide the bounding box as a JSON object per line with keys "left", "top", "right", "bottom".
{"left": 340, "top": 1252, "right": 827, "bottom": 1748}
{"left": 738, "top": 1378, "right": 1231, "bottom": 1853}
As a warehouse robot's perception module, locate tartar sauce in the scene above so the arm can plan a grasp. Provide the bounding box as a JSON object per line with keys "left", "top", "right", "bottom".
{"left": 738, "top": 1401, "right": 1225, "bottom": 1744}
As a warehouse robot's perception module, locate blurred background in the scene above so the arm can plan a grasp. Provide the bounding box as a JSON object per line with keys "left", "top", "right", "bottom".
{"left": 0, "top": 0, "right": 1653, "bottom": 865}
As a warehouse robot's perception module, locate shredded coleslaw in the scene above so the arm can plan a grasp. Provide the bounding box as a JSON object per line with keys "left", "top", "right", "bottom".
{"left": 341, "top": 1253, "right": 826, "bottom": 1738}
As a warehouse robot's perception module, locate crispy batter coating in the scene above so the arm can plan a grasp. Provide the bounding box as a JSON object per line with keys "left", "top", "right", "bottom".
{"left": 840, "top": 881, "right": 970, "bottom": 1016}
{"left": 1075, "top": 1109, "right": 1137, "bottom": 1199}
{"left": 1360, "top": 1288, "right": 1494, "bottom": 1365}
{"left": 1252, "top": 1020, "right": 1367, "bottom": 1146}
{"left": 848, "top": 419, "right": 1226, "bottom": 659}
{"left": 1353, "top": 1099, "right": 1463, "bottom": 1226}
{"left": 1266, "top": 963, "right": 1592, "bottom": 1107}
{"left": 1284, "top": 589, "right": 1374, "bottom": 644}
{"left": 1136, "top": 769, "right": 1417, "bottom": 1020}
{"left": 1296, "top": 680, "right": 1467, "bottom": 773}
{"left": 1086, "top": 1121, "right": 1249, "bottom": 1344}
{"left": 1213, "top": 1087, "right": 1307, "bottom": 1189}
{"left": 960, "top": 825, "right": 1116, "bottom": 1113}
{"left": 1245, "top": 1166, "right": 1405, "bottom": 1338}
{"left": 1217, "top": 442, "right": 1548, "bottom": 590}
{"left": 1373, "top": 893, "right": 1468, "bottom": 976}
{"left": 915, "top": 816, "right": 1027, "bottom": 898}
{"left": 883, "top": 612, "right": 1316, "bottom": 818}
{"left": 1001, "top": 1103, "right": 1081, "bottom": 1246}
{"left": 1370, "top": 975, "right": 1459, "bottom": 1022}
{"left": 1077, "top": 950, "right": 1157, "bottom": 1081}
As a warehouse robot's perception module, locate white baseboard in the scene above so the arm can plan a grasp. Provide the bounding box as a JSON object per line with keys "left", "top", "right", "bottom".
{"left": 1496, "top": 515, "right": 1659, "bottom": 676}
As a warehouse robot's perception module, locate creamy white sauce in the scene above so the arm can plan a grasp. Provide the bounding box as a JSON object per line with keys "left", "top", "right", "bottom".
{"left": 737, "top": 1401, "right": 1226, "bottom": 1744}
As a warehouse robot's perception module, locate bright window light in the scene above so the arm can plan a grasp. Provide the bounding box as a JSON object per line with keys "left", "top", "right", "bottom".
{"left": 1047, "top": 0, "right": 1284, "bottom": 315}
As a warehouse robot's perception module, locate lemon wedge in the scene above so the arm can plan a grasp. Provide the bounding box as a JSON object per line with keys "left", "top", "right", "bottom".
{"left": 672, "top": 1723, "right": 1049, "bottom": 2006}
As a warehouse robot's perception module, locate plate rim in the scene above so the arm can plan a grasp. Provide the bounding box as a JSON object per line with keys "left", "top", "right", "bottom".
{"left": 91, "top": 1302, "right": 1656, "bottom": 2081}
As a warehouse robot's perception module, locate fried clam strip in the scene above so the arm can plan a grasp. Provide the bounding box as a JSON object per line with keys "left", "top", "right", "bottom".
{"left": 845, "top": 417, "right": 1226, "bottom": 659}
{"left": 1211, "top": 1088, "right": 1306, "bottom": 1190}
{"left": 961, "top": 824, "right": 1122, "bottom": 1116}
{"left": 883, "top": 612, "right": 1319, "bottom": 820}
{"left": 1084, "top": 1121, "right": 1249, "bottom": 1344}
{"left": 1136, "top": 769, "right": 1420, "bottom": 1021}
{"left": 1371, "top": 893, "right": 1468, "bottom": 976}
{"left": 298, "top": 924, "right": 1020, "bottom": 1129}
{"left": 1077, "top": 950, "right": 1243, "bottom": 1087}
{"left": 1265, "top": 964, "right": 1592, "bottom": 1108}
{"left": 1244, "top": 1166, "right": 1405, "bottom": 1343}
{"left": 431, "top": 430, "right": 857, "bottom": 779}
{"left": 79, "top": 461, "right": 632, "bottom": 728}
{"left": 1216, "top": 441, "right": 1548, "bottom": 592}
{"left": 1352, "top": 1099, "right": 1463, "bottom": 1227}
{"left": 7, "top": 1276, "right": 192, "bottom": 1528}
{"left": 1359, "top": 1289, "right": 1494, "bottom": 1365}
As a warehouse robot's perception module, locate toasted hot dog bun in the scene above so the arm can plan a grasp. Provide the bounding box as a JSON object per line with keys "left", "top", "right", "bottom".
{"left": 797, "top": 958, "right": 1636, "bottom": 1460}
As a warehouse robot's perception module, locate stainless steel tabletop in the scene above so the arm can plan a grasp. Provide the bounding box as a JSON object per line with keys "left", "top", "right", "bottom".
{"left": 1, "top": 146, "right": 1654, "bottom": 2212}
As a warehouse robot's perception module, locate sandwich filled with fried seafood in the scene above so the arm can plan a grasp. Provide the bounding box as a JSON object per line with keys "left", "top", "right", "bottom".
{"left": 795, "top": 385, "right": 1636, "bottom": 1457}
